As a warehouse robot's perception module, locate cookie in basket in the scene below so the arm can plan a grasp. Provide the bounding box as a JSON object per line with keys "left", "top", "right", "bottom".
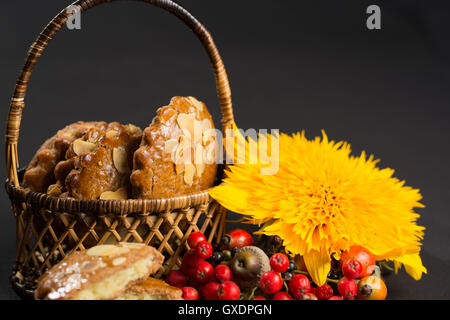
{"left": 131, "top": 96, "right": 218, "bottom": 199}
{"left": 23, "top": 121, "right": 108, "bottom": 193}
{"left": 116, "top": 277, "right": 183, "bottom": 300}
{"left": 35, "top": 242, "right": 164, "bottom": 300}
{"left": 49, "top": 122, "right": 142, "bottom": 200}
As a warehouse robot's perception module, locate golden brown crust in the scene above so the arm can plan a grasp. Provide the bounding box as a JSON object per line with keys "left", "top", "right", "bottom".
{"left": 35, "top": 243, "right": 164, "bottom": 300}
{"left": 23, "top": 121, "right": 108, "bottom": 193}
{"left": 118, "top": 277, "right": 183, "bottom": 300}
{"left": 56, "top": 123, "right": 142, "bottom": 200}
{"left": 131, "top": 96, "right": 218, "bottom": 199}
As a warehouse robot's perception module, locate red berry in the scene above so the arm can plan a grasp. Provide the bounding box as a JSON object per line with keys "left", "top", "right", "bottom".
{"left": 188, "top": 232, "right": 207, "bottom": 249}
{"left": 194, "top": 261, "right": 214, "bottom": 283}
{"left": 187, "top": 276, "right": 202, "bottom": 289}
{"left": 272, "top": 292, "right": 294, "bottom": 300}
{"left": 215, "top": 264, "right": 232, "bottom": 282}
{"left": 342, "top": 259, "right": 363, "bottom": 279}
{"left": 314, "top": 284, "right": 334, "bottom": 300}
{"left": 300, "top": 292, "right": 318, "bottom": 300}
{"left": 260, "top": 271, "right": 283, "bottom": 294}
{"left": 340, "top": 245, "right": 376, "bottom": 278}
{"left": 328, "top": 296, "right": 344, "bottom": 300}
{"left": 288, "top": 274, "right": 311, "bottom": 299}
{"left": 166, "top": 270, "right": 187, "bottom": 288}
{"left": 200, "top": 281, "right": 220, "bottom": 300}
{"left": 180, "top": 250, "right": 204, "bottom": 276}
{"left": 218, "top": 281, "right": 241, "bottom": 300}
{"left": 338, "top": 277, "right": 358, "bottom": 299}
{"left": 251, "top": 296, "right": 267, "bottom": 300}
{"left": 269, "top": 253, "right": 290, "bottom": 273}
{"left": 182, "top": 287, "right": 199, "bottom": 300}
{"left": 222, "top": 229, "right": 254, "bottom": 250}
{"left": 195, "top": 241, "right": 213, "bottom": 259}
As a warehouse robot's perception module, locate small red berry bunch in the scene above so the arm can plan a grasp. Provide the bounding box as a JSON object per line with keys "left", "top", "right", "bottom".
{"left": 166, "top": 231, "right": 242, "bottom": 300}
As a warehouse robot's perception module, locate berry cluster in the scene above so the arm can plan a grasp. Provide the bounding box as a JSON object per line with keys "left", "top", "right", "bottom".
{"left": 251, "top": 245, "right": 387, "bottom": 300}
{"left": 166, "top": 230, "right": 254, "bottom": 300}
{"left": 166, "top": 230, "right": 388, "bottom": 300}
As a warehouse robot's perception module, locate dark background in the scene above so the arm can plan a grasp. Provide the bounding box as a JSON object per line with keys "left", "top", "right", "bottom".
{"left": 0, "top": 0, "right": 449, "bottom": 299}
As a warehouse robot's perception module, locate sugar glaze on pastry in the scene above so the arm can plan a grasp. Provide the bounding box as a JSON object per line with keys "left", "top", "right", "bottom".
{"left": 35, "top": 243, "right": 163, "bottom": 300}
{"left": 131, "top": 96, "right": 218, "bottom": 198}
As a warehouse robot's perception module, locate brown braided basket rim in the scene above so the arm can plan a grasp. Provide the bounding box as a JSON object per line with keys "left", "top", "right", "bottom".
{"left": 6, "top": 183, "right": 212, "bottom": 216}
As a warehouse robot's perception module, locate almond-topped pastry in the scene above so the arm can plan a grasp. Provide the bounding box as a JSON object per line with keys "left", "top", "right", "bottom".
{"left": 131, "top": 96, "right": 218, "bottom": 199}
{"left": 117, "top": 277, "right": 183, "bottom": 300}
{"left": 35, "top": 243, "right": 164, "bottom": 300}
{"left": 50, "top": 122, "right": 142, "bottom": 200}
{"left": 23, "top": 121, "right": 108, "bottom": 193}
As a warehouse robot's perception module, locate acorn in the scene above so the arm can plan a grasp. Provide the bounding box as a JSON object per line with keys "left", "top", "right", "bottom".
{"left": 230, "top": 246, "right": 270, "bottom": 290}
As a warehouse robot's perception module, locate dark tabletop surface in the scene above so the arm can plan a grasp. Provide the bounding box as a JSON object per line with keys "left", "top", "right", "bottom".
{"left": 0, "top": 0, "right": 449, "bottom": 299}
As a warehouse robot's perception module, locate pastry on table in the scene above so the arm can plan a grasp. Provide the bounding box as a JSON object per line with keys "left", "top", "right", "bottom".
{"left": 131, "top": 96, "right": 218, "bottom": 199}
{"left": 116, "top": 277, "right": 183, "bottom": 300}
{"left": 49, "top": 122, "right": 142, "bottom": 200}
{"left": 23, "top": 121, "right": 108, "bottom": 193}
{"left": 35, "top": 243, "right": 164, "bottom": 300}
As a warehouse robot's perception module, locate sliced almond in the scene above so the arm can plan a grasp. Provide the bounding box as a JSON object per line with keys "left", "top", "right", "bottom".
{"left": 176, "top": 163, "right": 184, "bottom": 175}
{"left": 119, "top": 242, "right": 146, "bottom": 249}
{"left": 178, "top": 134, "right": 190, "bottom": 150}
{"left": 184, "top": 163, "right": 195, "bottom": 185}
{"left": 177, "top": 113, "right": 195, "bottom": 139}
{"left": 196, "top": 163, "right": 205, "bottom": 177}
{"left": 201, "top": 119, "right": 212, "bottom": 131}
{"left": 47, "top": 185, "right": 62, "bottom": 197}
{"left": 112, "top": 257, "right": 127, "bottom": 266}
{"left": 164, "top": 139, "right": 178, "bottom": 154}
{"left": 73, "top": 139, "right": 96, "bottom": 156}
{"left": 99, "top": 187, "right": 128, "bottom": 200}
{"left": 80, "top": 260, "right": 101, "bottom": 272}
{"left": 187, "top": 96, "right": 204, "bottom": 111}
{"left": 202, "top": 128, "right": 216, "bottom": 146}
{"left": 192, "top": 120, "right": 203, "bottom": 143}
{"left": 194, "top": 144, "right": 204, "bottom": 165}
{"left": 205, "top": 143, "right": 217, "bottom": 164}
{"left": 105, "top": 130, "right": 119, "bottom": 140}
{"left": 113, "top": 148, "right": 130, "bottom": 173}
{"left": 126, "top": 124, "right": 142, "bottom": 135}
{"left": 86, "top": 244, "right": 129, "bottom": 257}
{"left": 175, "top": 143, "right": 192, "bottom": 165}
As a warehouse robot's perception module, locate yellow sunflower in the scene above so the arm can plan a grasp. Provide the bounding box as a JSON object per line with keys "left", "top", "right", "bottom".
{"left": 209, "top": 123, "right": 426, "bottom": 285}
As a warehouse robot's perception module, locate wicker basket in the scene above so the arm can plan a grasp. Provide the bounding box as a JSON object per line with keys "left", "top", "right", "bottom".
{"left": 5, "top": 0, "right": 234, "bottom": 299}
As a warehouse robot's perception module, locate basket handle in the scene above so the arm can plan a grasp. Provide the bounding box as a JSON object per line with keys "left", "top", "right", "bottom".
{"left": 5, "top": 0, "right": 234, "bottom": 187}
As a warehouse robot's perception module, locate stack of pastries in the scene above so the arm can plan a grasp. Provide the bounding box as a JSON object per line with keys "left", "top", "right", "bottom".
{"left": 35, "top": 243, "right": 183, "bottom": 300}
{"left": 23, "top": 96, "right": 218, "bottom": 200}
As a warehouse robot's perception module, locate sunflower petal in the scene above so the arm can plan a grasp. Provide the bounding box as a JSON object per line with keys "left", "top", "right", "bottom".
{"left": 394, "top": 253, "right": 427, "bottom": 280}
{"left": 208, "top": 185, "right": 248, "bottom": 214}
{"left": 303, "top": 249, "right": 331, "bottom": 286}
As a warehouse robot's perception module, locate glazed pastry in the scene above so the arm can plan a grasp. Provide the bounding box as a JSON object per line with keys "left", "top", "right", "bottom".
{"left": 131, "top": 96, "right": 218, "bottom": 199}
{"left": 35, "top": 243, "right": 164, "bottom": 300}
{"left": 117, "top": 277, "right": 183, "bottom": 300}
{"left": 50, "top": 122, "right": 142, "bottom": 200}
{"left": 23, "top": 121, "right": 107, "bottom": 193}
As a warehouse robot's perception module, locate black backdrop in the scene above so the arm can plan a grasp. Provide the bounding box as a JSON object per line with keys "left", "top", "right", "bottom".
{"left": 0, "top": 0, "right": 449, "bottom": 299}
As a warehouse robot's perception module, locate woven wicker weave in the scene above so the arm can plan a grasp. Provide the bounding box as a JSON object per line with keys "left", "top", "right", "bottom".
{"left": 5, "top": 0, "right": 234, "bottom": 299}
